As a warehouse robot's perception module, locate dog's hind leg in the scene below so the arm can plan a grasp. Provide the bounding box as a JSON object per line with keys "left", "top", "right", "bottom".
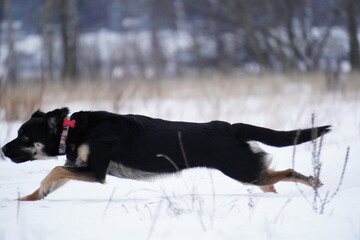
{"left": 18, "top": 166, "right": 102, "bottom": 201}
{"left": 257, "top": 169, "right": 323, "bottom": 189}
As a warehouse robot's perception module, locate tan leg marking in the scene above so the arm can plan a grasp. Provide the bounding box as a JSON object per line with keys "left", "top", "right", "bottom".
{"left": 259, "top": 169, "right": 322, "bottom": 188}
{"left": 18, "top": 166, "right": 100, "bottom": 201}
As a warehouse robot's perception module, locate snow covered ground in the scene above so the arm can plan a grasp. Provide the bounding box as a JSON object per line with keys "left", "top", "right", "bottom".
{"left": 0, "top": 80, "right": 359, "bottom": 239}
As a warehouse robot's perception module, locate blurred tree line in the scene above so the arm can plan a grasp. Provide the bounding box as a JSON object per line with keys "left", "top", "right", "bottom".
{"left": 0, "top": 0, "right": 359, "bottom": 83}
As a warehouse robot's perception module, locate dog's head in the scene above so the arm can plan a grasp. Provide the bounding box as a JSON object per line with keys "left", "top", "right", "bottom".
{"left": 1, "top": 108, "right": 69, "bottom": 163}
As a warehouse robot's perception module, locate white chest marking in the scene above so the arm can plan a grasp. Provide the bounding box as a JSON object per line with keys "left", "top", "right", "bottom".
{"left": 76, "top": 144, "right": 90, "bottom": 167}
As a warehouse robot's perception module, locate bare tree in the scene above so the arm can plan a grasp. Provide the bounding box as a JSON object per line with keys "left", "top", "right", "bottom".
{"left": 343, "top": 0, "right": 360, "bottom": 71}
{"left": 4, "top": 0, "right": 17, "bottom": 83}
{"left": 175, "top": 0, "right": 206, "bottom": 75}
{"left": 220, "top": 0, "right": 339, "bottom": 72}
{"left": 0, "top": 0, "right": 4, "bottom": 60}
{"left": 266, "top": 0, "right": 338, "bottom": 71}
{"left": 58, "top": 0, "right": 78, "bottom": 80}
{"left": 148, "top": 0, "right": 166, "bottom": 80}
{"left": 223, "top": 0, "right": 270, "bottom": 71}
{"left": 41, "top": 0, "right": 55, "bottom": 81}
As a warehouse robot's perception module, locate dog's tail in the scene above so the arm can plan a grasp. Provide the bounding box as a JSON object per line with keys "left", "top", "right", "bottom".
{"left": 232, "top": 123, "right": 331, "bottom": 147}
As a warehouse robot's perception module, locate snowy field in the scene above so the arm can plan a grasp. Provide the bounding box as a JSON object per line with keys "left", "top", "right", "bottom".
{"left": 0, "top": 78, "right": 359, "bottom": 239}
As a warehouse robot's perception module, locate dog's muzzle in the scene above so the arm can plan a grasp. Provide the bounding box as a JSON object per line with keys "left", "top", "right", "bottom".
{"left": 0, "top": 145, "right": 6, "bottom": 159}
{"left": 1, "top": 142, "right": 33, "bottom": 163}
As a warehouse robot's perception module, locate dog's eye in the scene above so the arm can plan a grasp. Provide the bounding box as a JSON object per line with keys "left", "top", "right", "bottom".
{"left": 20, "top": 135, "right": 29, "bottom": 143}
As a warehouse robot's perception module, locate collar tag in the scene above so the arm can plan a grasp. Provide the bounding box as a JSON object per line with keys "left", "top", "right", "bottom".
{"left": 63, "top": 118, "right": 76, "bottom": 128}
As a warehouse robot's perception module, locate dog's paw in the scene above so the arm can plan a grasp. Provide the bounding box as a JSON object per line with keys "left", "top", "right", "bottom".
{"left": 17, "top": 190, "right": 42, "bottom": 201}
{"left": 308, "top": 176, "right": 323, "bottom": 189}
{"left": 17, "top": 195, "right": 40, "bottom": 201}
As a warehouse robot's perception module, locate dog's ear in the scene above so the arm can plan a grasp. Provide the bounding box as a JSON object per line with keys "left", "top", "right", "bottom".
{"left": 45, "top": 108, "right": 70, "bottom": 133}
{"left": 31, "top": 109, "right": 46, "bottom": 118}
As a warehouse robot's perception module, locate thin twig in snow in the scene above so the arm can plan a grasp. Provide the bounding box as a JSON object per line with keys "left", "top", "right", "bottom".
{"left": 274, "top": 199, "right": 292, "bottom": 224}
{"left": 178, "top": 131, "right": 189, "bottom": 167}
{"left": 146, "top": 200, "right": 163, "bottom": 240}
{"left": 102, "top": 187, "right": 117, "bottom": 221}
{"left": 324, "top": 147, "right": 350, "bottom": 204}
{"left": 16, "top": 191, "right": 20, "bottom": 224}
{"left": 156, "top": 154, "right": 180, "bottom": 171}
{"left": 292, "top": 129, "right": 312, "bottom": 205}
{"left": 208, "top": 170, "right": 216, "bottom": 229}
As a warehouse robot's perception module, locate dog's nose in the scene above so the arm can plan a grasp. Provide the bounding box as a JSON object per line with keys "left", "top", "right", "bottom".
{"left": 1, "top": 145, "right": 7, "bottom": 155}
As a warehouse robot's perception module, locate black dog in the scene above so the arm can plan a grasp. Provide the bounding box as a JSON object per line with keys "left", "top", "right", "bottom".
{"left": 2, "top": 108, "right": 330, "bottom": 200}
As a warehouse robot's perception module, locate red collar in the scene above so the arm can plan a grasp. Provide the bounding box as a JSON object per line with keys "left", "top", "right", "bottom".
{"left": 59, "top": 118, "right": 76, "bottom": 155}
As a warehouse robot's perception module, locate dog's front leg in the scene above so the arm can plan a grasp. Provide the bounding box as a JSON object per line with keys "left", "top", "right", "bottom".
{"left": 18, "top": 178, "right": 70, "bottom": 201}
{"left": 18, "top": 166, "right": 99, "bottom": 201}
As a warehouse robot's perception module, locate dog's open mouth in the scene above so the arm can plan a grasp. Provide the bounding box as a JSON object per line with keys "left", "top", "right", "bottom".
{"left": 11, "top": 157, "right": 30, "bottom": 163}
{"left": 6, "top": 154, "right": 33, "bottom": 163}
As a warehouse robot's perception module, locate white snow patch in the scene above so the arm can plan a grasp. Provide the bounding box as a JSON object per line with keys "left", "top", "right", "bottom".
{"left": 1, "top": 88, "right": 359, "bottom": 240}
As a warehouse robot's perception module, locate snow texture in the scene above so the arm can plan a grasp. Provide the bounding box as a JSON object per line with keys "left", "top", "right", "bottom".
{"left": 0, "top": 86, "right": 359, "bottom": 240}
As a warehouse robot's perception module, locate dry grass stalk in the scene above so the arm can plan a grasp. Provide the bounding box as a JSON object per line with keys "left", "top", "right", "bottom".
{"left": 292, "top": 114, "right": 350, "bottom": 214}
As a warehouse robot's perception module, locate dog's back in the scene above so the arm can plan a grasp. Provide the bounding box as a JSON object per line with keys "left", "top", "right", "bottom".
{"left": 2, "top": 108, "right": 329, "bottom": 200}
